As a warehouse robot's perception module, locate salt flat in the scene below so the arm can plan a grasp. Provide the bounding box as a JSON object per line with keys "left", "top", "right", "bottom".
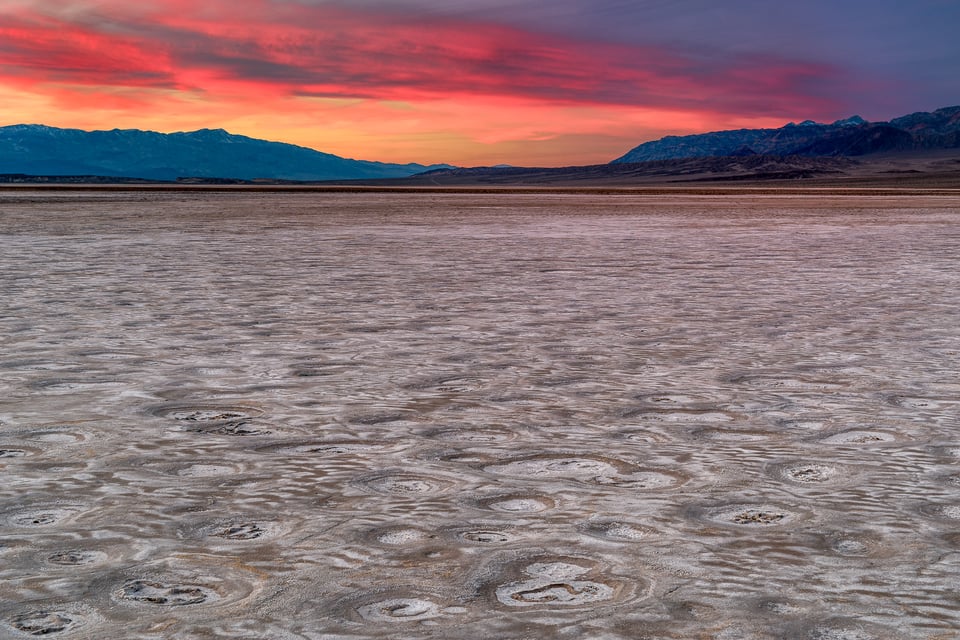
{"left": 1, "top": 190, "right": 959, "bottom": 639}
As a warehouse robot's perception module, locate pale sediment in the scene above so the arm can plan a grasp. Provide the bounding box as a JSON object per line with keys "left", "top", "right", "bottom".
{"left": 1, "top": 190, "right": 959, "bottom": 637}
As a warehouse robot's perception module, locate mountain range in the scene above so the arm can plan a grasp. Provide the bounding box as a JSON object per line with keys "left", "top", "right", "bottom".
{"left": 1, "top": 106, "right": 959, "bottom": 184}
{"left": 612, "top": 106, "right": 960, "bottom": 163}
{"left": 0, "top": 125, "right": 449, "bottom": 181}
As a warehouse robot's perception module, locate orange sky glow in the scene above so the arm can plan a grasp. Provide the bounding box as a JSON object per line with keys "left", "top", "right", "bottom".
{"left": 1, "top": 0, "right": 955, "bottom": 165}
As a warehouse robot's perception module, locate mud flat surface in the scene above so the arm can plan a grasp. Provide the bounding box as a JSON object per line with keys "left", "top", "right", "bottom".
{"left": 1, "top": 190, "right": 959, "bottom": 638}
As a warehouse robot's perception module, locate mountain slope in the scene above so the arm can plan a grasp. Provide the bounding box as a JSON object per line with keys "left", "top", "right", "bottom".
{"left": 0, "top": 125, "right": 449, "bottom": 181}
{"left": 356, "top": 155, "right": 856, "bottom": 186}
{"left": 612, "top": 106, "right": 960, "bottom": 163}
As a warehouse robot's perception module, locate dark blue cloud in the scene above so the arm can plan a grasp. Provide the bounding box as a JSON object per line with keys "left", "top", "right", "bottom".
{"left": 317, "top": 0, "right": 959, "bottom": 118}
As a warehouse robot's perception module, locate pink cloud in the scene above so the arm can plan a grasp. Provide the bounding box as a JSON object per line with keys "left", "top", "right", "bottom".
{"left": 0, "top": 0, "right": 845, "bottom": 117}
{"left": 0, "top": 13, "right": 176, "bottom": 88}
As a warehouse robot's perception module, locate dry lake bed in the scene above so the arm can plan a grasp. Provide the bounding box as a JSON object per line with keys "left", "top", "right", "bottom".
{"left": 1, "top": 189, "right": 959, "bottom": 639}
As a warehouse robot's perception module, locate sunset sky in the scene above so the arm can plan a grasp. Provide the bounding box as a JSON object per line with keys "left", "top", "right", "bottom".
{"left": 2, "top": 0, "right": 957, "bottom": 166}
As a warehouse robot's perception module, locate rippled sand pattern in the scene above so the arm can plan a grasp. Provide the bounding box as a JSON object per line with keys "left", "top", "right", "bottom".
{"left": 2, "top": 190, "right": 960, "bottom": 638}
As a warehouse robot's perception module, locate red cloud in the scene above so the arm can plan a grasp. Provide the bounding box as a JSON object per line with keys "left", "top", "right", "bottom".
{"left": 0, "top": 13, "right": 177, "bottom": 89}
{"left": 0, "top": 1, "right": 844, "bottom": 118}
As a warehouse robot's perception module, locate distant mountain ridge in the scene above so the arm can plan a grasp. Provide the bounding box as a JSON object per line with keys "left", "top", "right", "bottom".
{"left": 612, "top": 106, "right": 960, "bottom": 163}
{"left": 0, "top": 125, "right": 450, "bottom": 181}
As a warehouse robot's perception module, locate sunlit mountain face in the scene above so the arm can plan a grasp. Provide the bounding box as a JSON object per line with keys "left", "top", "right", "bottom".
{"left": 1, "top": 0, "right": 957, "bottom": 166}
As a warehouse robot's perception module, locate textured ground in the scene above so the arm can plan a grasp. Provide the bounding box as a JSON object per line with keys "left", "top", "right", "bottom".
{"left": 1, "top": 190, "right": 959, "bottom": 639}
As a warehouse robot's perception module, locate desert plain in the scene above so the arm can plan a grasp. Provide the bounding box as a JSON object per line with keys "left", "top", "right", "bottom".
{"left": 1, "top": 187, "right": 960, "bottom": 639}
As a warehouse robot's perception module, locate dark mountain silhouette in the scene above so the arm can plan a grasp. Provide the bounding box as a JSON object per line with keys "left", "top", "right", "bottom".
{"left": 612, "top": 106, "right": 960, "bottom": 163}
{"left": 371, "top": 155, "right": 855, "bottom": 186}
{"left": 0, "top": 125, "right": 450, "bottom": 181}
{"left": 3, "top": 106, "right": 958, "bottom": 186}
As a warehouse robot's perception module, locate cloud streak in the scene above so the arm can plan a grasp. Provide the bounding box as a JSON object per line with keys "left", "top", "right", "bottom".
{"left": 1, "top": 0, "right": 843, "bottom": 115}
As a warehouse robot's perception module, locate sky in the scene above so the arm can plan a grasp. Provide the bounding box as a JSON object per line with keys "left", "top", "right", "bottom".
{"left": 1, "top": 0, "right": 958, "bottom": 166}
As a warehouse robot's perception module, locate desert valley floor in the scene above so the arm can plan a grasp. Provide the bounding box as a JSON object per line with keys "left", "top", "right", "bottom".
{"left": 1, "top": 189, "right": 959, "bottom": 639}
